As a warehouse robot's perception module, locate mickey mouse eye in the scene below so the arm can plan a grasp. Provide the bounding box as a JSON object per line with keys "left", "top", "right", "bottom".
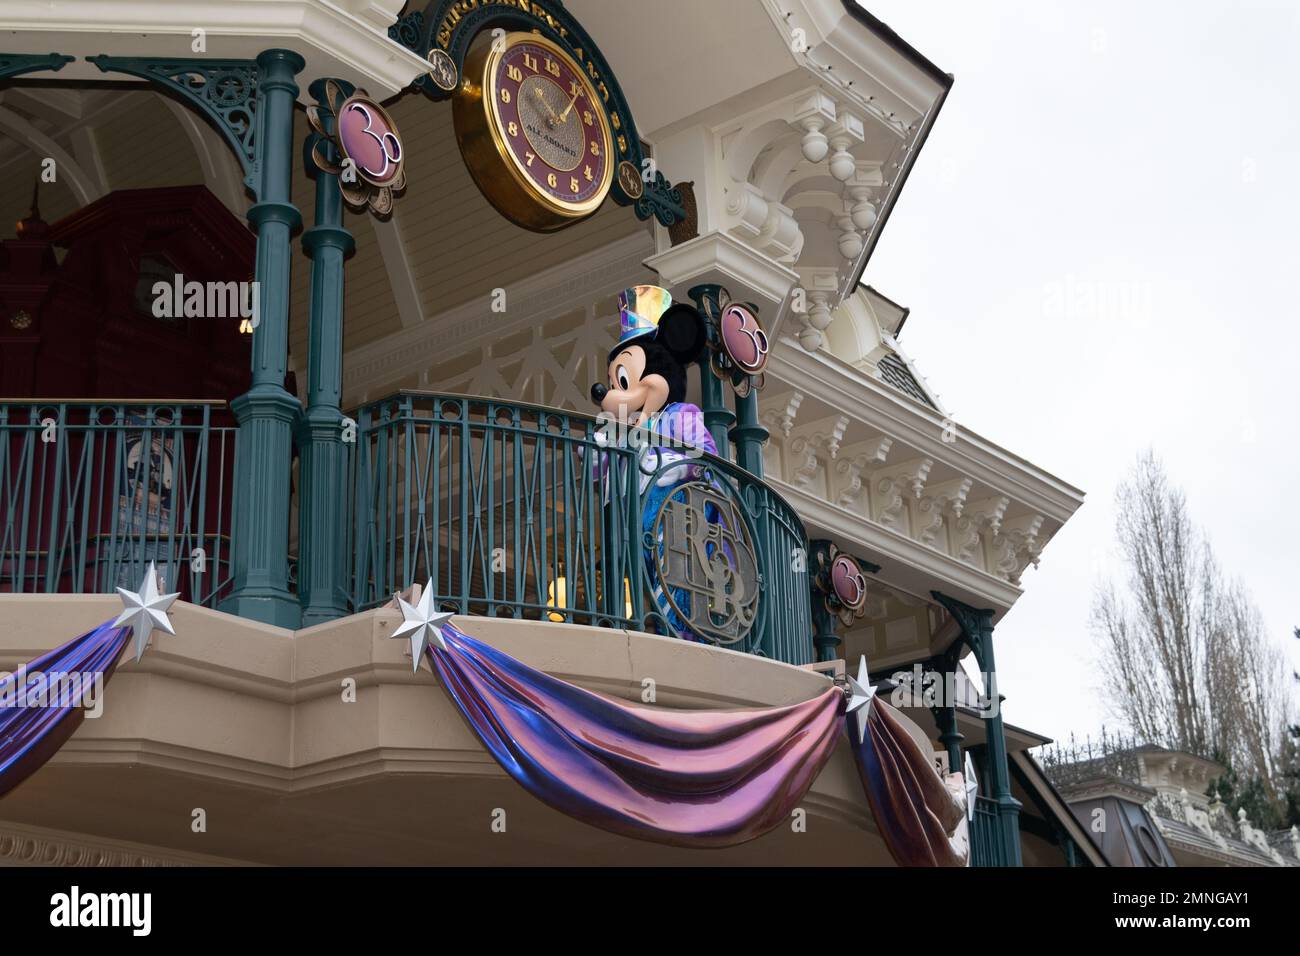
{"left": 615, "top": 365, "right": 630, "bottom": 391}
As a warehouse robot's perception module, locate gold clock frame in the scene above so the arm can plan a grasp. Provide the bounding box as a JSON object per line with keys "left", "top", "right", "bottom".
{"left": 453, "top": 30, "right": 615, "bottom": 233}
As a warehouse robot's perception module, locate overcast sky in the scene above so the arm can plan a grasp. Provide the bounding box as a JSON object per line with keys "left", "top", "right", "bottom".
{"left": 857, "top": 0, "right": 1300, "bottom": 745}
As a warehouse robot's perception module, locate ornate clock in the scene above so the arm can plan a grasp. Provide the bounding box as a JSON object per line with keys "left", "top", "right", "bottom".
{"left": 453, "top": 31, "right": 615, "bottom": 232}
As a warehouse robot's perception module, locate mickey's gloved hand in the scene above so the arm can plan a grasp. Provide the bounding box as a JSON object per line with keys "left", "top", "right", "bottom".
{"left": 654, "top": 450, "right": 694, "bottom": 487}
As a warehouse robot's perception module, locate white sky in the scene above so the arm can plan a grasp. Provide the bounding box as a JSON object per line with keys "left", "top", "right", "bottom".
{"left": 857, "top": 0, "right": 1300, "bottom": 744}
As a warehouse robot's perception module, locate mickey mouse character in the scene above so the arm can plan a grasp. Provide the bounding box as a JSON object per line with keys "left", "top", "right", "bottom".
{"left": 589, "top": 285, "right": 717, "bottom": 641}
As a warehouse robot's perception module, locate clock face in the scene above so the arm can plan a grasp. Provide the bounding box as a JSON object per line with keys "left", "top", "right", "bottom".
{"left": 486, "top": 34, "right": 613, "bottom": 215}
{"left": 455, "top": 31, "right": 615, "bottom": 229}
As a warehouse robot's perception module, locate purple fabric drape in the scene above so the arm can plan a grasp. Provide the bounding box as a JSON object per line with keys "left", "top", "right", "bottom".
{"left": 428, "top": 622, "right": 843, "bottom": 848}
{"left": 0, "top": 620, "right": 130, "bottom": 799}
{"left": 850, "top": 697, "right": 969, "bottom": 866}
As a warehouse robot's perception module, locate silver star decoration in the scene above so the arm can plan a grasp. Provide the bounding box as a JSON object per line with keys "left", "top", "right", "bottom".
{"left": 113, "top": 561, "right": 180, "bottom": 662}
{"left": 391, "top": 580, "right": 454, "bottom": 670}
{"left": 845, "top": 654, "right": 879, "bottom": 743}
{"left": 964, "top": 751, "right": 979, "bottom": 820}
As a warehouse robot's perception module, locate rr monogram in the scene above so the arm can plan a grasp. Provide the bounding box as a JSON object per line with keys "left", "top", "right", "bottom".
{"left": 654, "top": 482, "right": 759, "bottom": 644}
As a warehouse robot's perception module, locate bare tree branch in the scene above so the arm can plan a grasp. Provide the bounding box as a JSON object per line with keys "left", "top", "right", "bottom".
{"left": 1092, "top": 450, "right": 1292, "bottom": 803}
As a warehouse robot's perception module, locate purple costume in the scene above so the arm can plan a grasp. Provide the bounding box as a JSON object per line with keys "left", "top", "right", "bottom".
{"left": 591, "top": 403, "right": 717, "bottom": 640}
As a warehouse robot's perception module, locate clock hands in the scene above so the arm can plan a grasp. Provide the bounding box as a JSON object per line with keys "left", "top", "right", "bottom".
{"left": 535, "top": 86, "right": 562, "bottom": 127}
{"left": 559, "top": 89, "right": 582, "bottom": 123}
{"left": 533, "top": 82, "right": 582, "bottom": 128}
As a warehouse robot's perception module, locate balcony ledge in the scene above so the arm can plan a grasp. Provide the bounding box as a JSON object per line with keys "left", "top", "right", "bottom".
{"left": 0, "top": 594, "right": 905, "bottom": 864}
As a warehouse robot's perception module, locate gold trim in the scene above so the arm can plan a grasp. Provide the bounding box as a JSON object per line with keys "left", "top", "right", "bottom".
{"left": 453, "top": 31, "right": 614, "bottom": 232}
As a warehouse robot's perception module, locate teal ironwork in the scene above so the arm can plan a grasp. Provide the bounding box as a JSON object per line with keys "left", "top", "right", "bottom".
{"left": 933, "top": 591, "right": 1023, "bottom": 866}
{"left": 686, "top": 284, "right": 735, "bottom": 458}
{"left": 220, "top": 49, "right": 306, "bottom": 628}
{"left": 0, "top": 53, "right": 74, "bottom": 82}
{"left": 683, "top": 285, "right": 769, "bottom": 476}
{"left": 347, "top": 392, "right": 814, "bottom": 665}
{"left": 810, "top": 591, "right": 838, "bottom": 663}
{"left": 731, "top": 386, "right": 768, "bottom": 478}
{"left": 635, "top": 172, "right": 687, "bottom": 228}
{"left": 90, "top": 50, "right": 304, "bottom": 625}
{"left": 806, "top": 540, "right": 879, "bottom": 663}
{"left": 388, "top": 9, "right": 426, "bottom": 52}
{"left": 807, "top": 540, "right": 882, "bottom": 662}
{"left": 398, "top": 0, "right": 687, "bottom": 225}
{"left": 0, "top": 400, "right": 237, "bottom": 608}
{"left": 969, "top": 795, "right": 1007, "bottom": 866}
{"left": 295, "top": 78, "right": 357, "bottom": 625}
{"left": 808, "top": 539, "right": 839, "bottom": 662}
{"left": 930, "top": 643, "right": 965, "bottom": 773}
{"left": 87, "top": 55, "right": 262, "bottom": 198}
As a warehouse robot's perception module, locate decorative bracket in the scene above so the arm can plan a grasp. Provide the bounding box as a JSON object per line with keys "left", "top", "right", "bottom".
{"left": 0, "top": 53, "right": 74, "bottom": 82}
{"left": 87, "top": 55, "right": 261, "bottom": 197}
{"left": 932, "top": 591, "right": 994, "bottom": 673}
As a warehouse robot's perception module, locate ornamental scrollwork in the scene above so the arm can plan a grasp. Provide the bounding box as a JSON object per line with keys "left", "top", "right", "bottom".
{"left": 88, "top": 56, "right": 261, "bottom": 193}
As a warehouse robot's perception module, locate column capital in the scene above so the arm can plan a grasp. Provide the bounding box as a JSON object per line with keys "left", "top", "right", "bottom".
{"left": 647, "top": 231, "right": 799, "bottom": 327}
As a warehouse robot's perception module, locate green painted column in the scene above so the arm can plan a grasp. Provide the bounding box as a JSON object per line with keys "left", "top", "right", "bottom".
{"left": 296, "top": 78, "right": 356, "bottom": 625}
{"left": 933, "top": 591, "right": 1022, "bottom": 865}
{"left": 223, "top": 49, "right": 305, "bottom": 628}
{"left": 810, "top": 592, "right": 839, "bottom": 663}
{"left": 808, "top": 540, "right": 839, "bottom": 662}
{"left": 685, "top": 284, "right": 733, "bottom": 459}
{"left": 934, "top": 645, "right": 965, "bottom": 773}
{"left": 731, "top": 386, "right": 767, "bottom": 478}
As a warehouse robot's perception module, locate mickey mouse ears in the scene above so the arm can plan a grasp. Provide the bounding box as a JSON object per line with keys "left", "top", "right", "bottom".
{"left": 610, "top": 285, "right": 706, "bottom": 364}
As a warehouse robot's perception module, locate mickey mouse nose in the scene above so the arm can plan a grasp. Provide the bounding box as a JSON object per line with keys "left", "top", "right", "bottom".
{"left": 590, "top": 383, "right": 609, "bottom": 404}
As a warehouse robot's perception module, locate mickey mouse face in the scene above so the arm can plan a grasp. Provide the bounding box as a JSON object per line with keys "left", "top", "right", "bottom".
{"left": 596, "top": 344, "right": 669, "bottom": 426}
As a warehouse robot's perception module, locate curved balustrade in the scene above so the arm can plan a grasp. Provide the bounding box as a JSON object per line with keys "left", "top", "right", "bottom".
{"left": 347, "top": 392, "right": 815, "bottom": 665}
{"left": 970, "top": 796, "right": 1007, "bottom": 867}
{"left": 0, "top": 400, "right": 237, "bottom": 607}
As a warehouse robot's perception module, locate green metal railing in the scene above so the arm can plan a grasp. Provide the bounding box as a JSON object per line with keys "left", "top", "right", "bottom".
{"left": 347, "top": 392, "right": 814, "bottom": 665}
{"left": 970, "top": 796, "right": 1007, "bottom": 866}
{"left": 0, "top": 401, "right": 237, "bottom": 607}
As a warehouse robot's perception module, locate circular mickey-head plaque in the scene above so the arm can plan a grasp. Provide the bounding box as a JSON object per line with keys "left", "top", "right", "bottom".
{"left": 829, "top": 553, "right": 868, "bottom": 613}
{"left": 720, "top": 303, "right": 769, "bottom": 375}
{"left": 337, "top": 95, "right": 405, "bottom": 188}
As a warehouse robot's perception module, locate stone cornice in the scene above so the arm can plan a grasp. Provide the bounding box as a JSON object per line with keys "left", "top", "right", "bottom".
{"left": 1055, "top": 774, "right": 1159, "bottom": 807}
{"left": 757, "top": 0, "right": 947, "bottom": 123}
{"left": 0, "top": 819, "right": 248, "bottom": 866}
{"left": 767, "top": 337, "right": 1086, "bottom": 523}
{"left": 771, "top": 476, "right": 1024, "bottom": 618}
{"left": 0, "top": 0, "right": 428, "bottom": 101}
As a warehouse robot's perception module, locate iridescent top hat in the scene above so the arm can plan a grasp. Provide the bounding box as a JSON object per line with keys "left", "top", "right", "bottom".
{"left": 608, "top": 284, "right": 708, "bottom": 364}
{"left": 614, "top": 285, "right": 673, "bottom": 350}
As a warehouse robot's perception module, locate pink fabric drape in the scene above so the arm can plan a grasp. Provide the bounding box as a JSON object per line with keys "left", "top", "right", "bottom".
{"left": 851, "top": 697, "right": 970, "bottom": 866}
{"left": 429, "top": 622, "right": 844, "bottom": 847}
